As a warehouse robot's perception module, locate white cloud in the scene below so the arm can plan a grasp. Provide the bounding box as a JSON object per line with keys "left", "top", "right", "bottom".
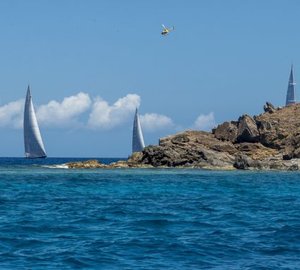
{"left": 0, "top": 99, "right": 24, "bottom": 128}
{"left": 88, "top": 94, "right": 140, "bottom": 129}
{"left": 140, "top": 113, "right": 174, "bottom": 131}
{"left": 0, "top": 93, "right": 178, "bottom": 133}
{"left": 194, "top": 112, "right": 216, "bottom": 131}
{"left": 37, "top": 92, "right": 91, "bottom": 127}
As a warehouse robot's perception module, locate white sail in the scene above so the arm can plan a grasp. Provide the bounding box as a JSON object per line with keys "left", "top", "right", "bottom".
{"left": 132, "top": 108, "right": 145, "bottom": 153}
{"left": 23, "top": 86, "right": 47, "bottom": 158}
{"left": 286, "top": 65, "right": 296, "bottom": 106}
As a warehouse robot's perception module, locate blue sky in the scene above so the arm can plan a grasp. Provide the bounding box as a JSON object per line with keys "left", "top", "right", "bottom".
{"left": 0, "top": 0, "right": 299, "bottom": 157}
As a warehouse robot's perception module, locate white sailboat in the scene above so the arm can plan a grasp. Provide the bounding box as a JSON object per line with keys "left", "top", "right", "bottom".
{"left": 132, "top": 108, "right": 145, "bottom": 153}
{"left": 286, "top": 65, "right": 296, "bottom": 106}
{"left": 23, "top": 86, "right": 47, "bottom": 158}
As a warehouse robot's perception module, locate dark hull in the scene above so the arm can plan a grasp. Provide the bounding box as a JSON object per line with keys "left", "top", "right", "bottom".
{"left": 25, "top": 155, "right": 47, "bottom": 159}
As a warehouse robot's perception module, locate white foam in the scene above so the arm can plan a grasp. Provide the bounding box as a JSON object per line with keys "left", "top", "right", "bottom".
{"left": 41, "top": 164, "right": 69, "bottom": 169}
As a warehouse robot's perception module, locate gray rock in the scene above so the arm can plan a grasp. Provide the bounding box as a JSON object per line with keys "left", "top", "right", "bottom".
{"left": 213, "top": 121, "right": 238, "bottom": 142}
{"left": 237, "top": 115, "right": 260, "bottom": 143}
{"left": 263, "top": 102, "right": 277, "bottom": 113}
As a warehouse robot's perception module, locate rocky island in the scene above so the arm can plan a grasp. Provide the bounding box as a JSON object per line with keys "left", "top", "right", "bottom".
{"left": 66, "top": 102, "right": 300, "bottom": 170}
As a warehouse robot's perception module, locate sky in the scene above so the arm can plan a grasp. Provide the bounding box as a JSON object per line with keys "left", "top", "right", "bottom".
{"left": 0, "top": 0, "right": 299, "bottom": 157}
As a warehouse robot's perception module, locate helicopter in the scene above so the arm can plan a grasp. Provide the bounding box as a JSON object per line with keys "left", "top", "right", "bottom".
{"left": 161, "top": 24, "right": 174, "bottom": 36}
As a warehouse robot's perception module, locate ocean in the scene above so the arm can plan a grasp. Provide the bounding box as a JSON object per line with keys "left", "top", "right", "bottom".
{"left": 0, "top": 157, "right": 299, "bottom": 269}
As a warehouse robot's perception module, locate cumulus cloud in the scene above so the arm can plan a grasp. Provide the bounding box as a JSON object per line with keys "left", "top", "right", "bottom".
{"left": 36, "top": 92, "right": 91, "bottom": 127}
{"left": 0, "top": 93, "right": 140, "bottom": 130}
{"left": 140, "top": 113, "right": 174, "bottom": 131}
{"left": 88, "top": 94, "right": 140, "bottom": 129}
{"left": 0, "top": 99, "right": 24, "bottom": 128}
{"left": 194, "top": 112, "right": 216, "bottom": 131}
{"left": 0, "top": 92, "right": 178, "bottom": 132}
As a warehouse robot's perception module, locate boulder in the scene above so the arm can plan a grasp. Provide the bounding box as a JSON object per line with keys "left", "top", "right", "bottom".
{"left": 236, "top": 142, "right": 278, "bottom": 160}
{"left": 263, "top": 102, "right": 277, "bottom": 114}
{"left": 234, "top": 154, "right": 258, "bottom": 170}
{"left": 213, "top": 121, "right": 238, "bottom": 142}
{"left": 236, "top": 115, "right": 260, "bottom": 143}
{"left": 128, "top": 151, "right": 143, "bottom": 163}
{"left": 282, "top": 145, "right": 294, "bottom": 160}
{"left": 293, "top": 147, "right": 300, "bottom": 158}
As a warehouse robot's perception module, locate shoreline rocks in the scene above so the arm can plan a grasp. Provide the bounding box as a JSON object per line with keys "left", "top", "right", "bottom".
{"left": 65, "top": 102, "right": 300, "bottom": 171}
{"left": 66, "top": 157, "right": 153, "bottom": 169}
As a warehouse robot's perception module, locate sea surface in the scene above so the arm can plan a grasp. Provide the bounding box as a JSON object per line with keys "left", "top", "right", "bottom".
{"left": 0, "top": 157, "right": 299, "bottom": 269}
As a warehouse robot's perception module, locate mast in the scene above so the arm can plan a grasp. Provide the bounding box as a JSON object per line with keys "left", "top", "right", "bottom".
{"left": 286, "top": 65, "right": 296, "bottom": 106}
{"left": 23, "top": 85, "right": 47, "bottom": 158}
{"left": 132, "top": 108, "right": 145, "bottom": 153}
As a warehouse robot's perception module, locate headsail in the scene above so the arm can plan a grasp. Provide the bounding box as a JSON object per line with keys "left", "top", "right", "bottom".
{"left": 132, "top": 108, "right": 145, "bottom": 153}
{"left": 286, "top": 65, "right": 296, "bottom": 106}
{"left": 23, "top": 86, "right": 47, "bottom": 158}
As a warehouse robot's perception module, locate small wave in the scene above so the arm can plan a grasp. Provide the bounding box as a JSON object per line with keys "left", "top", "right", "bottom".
{"left": 41, "top": 164, "right": 69, "bottom": 169}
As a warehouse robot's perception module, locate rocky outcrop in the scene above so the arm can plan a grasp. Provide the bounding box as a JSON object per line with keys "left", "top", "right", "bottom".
{"left": 135, "top": 102, "right": 300, "bottom": 170}
{"left": 66, "top": 102, "right": 300, "bottom": 170}
{"left": 255, "top": 103, "right": 300, "bottom": 153}
{"left": 66, "top": 158, "right": 153, "bottom": 169}
{"left": 67, "top": 160, "right": 107, "bottom": 169}
{"left": 141, "top": 131, "right": 236, "bottom": 169}
{"left": 234, "top": 154, "right": 300, "bottom": 171}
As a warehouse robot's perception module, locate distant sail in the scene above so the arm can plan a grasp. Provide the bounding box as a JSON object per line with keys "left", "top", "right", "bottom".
{"left": 23, "top": 86, "right": 47, "bottom": 158}
{"left": 132, "top": 108, "right": 145, "bottom": 153}
{"left": 286, "top": 65, "right": 296, "bottom": 106}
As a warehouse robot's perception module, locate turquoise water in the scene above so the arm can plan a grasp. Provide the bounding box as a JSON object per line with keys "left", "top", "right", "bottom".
{"left": 0, "top": 158, "right": 299, "bottom": 269}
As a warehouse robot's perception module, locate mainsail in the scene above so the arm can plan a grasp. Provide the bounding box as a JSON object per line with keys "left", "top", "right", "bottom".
{"left": 132, "top": 108, "right": 145, "bottom": 153}
{"left": 286, "top": 65, "right": 296, "bottom": 106}
{"left": 23, "top": 86, "right": 47, "bottom": 158}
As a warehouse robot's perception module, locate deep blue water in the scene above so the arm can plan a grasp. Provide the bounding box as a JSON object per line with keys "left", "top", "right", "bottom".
{"left": 0, "top": 158, "right": 299, "bottom": 269}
